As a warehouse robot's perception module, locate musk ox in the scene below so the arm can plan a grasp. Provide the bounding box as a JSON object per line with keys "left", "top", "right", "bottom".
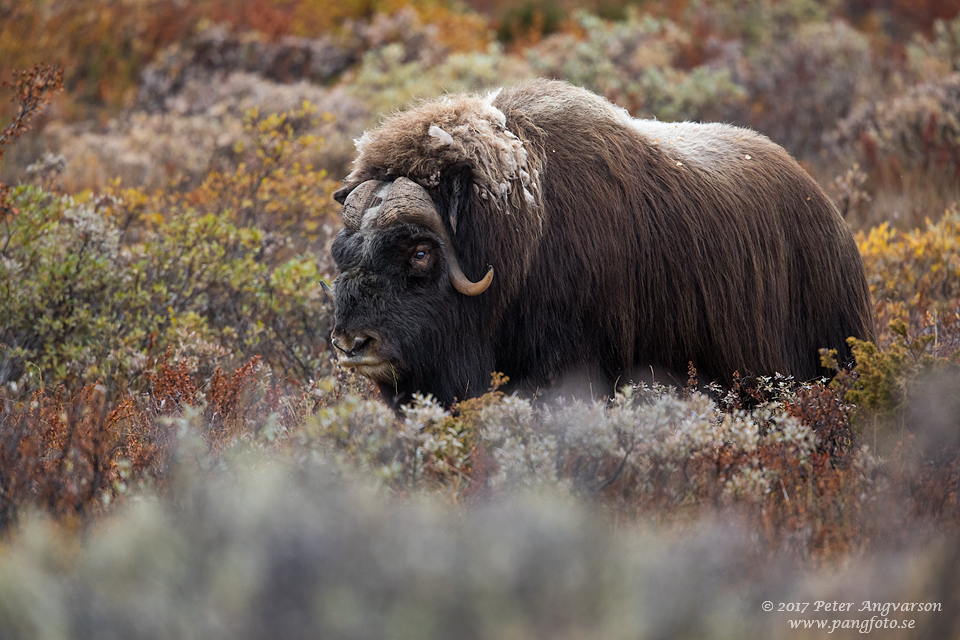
{"left": 327, "top": 79, "right": 875, "bottom": 407}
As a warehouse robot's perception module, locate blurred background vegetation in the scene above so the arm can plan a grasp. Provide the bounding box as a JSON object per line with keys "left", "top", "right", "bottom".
{"left": 3, "top": 0, "right": 960, "bottom": 638}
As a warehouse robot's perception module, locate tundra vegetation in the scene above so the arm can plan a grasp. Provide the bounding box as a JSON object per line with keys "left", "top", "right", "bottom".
{"left": 1, "top": 0, "right": 960, "bottom": 638}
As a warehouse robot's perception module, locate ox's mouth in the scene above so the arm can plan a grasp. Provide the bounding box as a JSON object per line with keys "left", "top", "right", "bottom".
{"left": 332, "top": 331, "right": 395, "bottom": 382}
{"left": 338, "top": 353, "right": 388, "bottom": 372}
{"left": 339, "top": 357, "right": 395, "bottom": 383}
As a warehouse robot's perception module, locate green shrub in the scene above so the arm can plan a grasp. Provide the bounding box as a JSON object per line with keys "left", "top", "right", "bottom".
{"left": 178, "top": 102, "right": 342, "bottom": 257}
{"left": 495, "top": 0, "right": 568, "bottom": 43}
{"left": 525, "top": 10, "right": 745, "bottom": 122}
{"left": 0, "top": 185, "right": 331, "bottom": 397}
{"left": 827, "top": 212, "right": 960, "bottom": 442}
{"left": 836, "top": 322, "right": 960, "bottom": 427}
{"left": 348, "top": 42, "right": 534, "bottom": 114}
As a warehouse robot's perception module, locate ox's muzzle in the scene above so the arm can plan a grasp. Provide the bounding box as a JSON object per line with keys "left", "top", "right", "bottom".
{"left": 331, "top": 332, "right": 370, "bottom": 358}
{"left": 341, "top": 177, "right": 493, "bottom": 296}
{"left": 330, "top": 327, "right": 392, "bottom": 380}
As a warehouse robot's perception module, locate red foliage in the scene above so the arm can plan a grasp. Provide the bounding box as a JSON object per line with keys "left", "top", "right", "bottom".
{"left": 0, "top": 384, "right": 119, "bottom": 530}
{"left": 787, "top": 384, "right": 854, "bottom": 460}
{"left": 844, "top": 0, "right": 960, "bottom": 40}
{"left": 0, "top": 351, "right": 278, "bottom": 534}
{"left": 206, "top": 356, "right": 264, "bottom": 449}
{"left": 203, "top": 0, "right": 300, "bottom": 39}
{"left": 148, "top": 353, "right": 199, "bottom": 413}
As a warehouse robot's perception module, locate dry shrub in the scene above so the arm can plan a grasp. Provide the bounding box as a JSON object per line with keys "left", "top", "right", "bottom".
{"left": 52, "top": 73, "right": 365, "bottom": 193}
{"left": 201, "top": 0, "right": 301, "bottom": 39}
{"left": 3, "top": 2, "right": 484, "bottom": 186}
{"left": 818, "top": 324, "right": 960, "bottom": 552}
{"left": 0, "top": 460, "right": 776, "bottom": 640}
{"left": 111, "top": 394, "right": 172, "bottom": 487}
{"left": 456, "top": 381, "right": 858, "bottom": 558}
{"left": 846, "top": 0, "right": 960, "bottom": 43}
{"left": 0, "top": 63, "right": 62, "bottom": 216}
{"left": 290, "top": 0, "right": 490, "bottom": 52}
{"left": 371, "top": 0, "right": 490, "bottom": 53}
{"left": 205, "top": 356, "right": 265, "bottom": 449}
{"left": 149, "top": 353, "right": 200, "bottom": 412}
{"left": 822, "top": 209, "right": 960, "bottom": 537}
{"left": 180, "top": 102, "right": 342, "bottom": 251}
{"left": 0, "top": 384, "right": 122, "bottom": 530}
{"left": 614, "top": 383, "right": 866, "bottom": 559}
{"left": 0, "top": 0, "right": 487, "bottom": 129}
{"left": 453, "top": 371, "right": 956, "bottom": 560}
{"left": 3, "top": 361, "right": 957, "bottom": 562}
{"left": 735, "top": 20, "right": 875, "bottom": 160}
{"left": 147, "top": 350, "right": 286, "bottom": 454}
{"left": 281, "top": 356, "right": 960, "bottom": 561}
{"left": 4, "top": 447, "right": 960, "bottom": 640}
{"left": 0, "top": 1, "right": 197, "bottom": 121}
{"left": 0, "top": 350, "right": 293, "bottom": 534}
{"left": 830, "top": 73, "right": 960, "bottom": 228}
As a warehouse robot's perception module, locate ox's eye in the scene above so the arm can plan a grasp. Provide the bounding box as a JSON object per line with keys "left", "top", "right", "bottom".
{"left": 408, "top": 242, "right": 435, "bottom": 276}
{"left": 410, "top": 244, "right": 430, "bottom": 265}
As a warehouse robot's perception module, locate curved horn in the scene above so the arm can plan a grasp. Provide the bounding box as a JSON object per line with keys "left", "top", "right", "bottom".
{"left": 450, "top": 261, "right": 494, "bottom": 296}
{"left": 342, "top": 179, "right": 387, "bottom": 231}
{"left": 383, "top": 177, "right": 494, "bottom": 296}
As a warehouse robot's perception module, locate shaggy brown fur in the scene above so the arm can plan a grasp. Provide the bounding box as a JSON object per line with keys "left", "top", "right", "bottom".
{"left": 332, "top": 79, "right": 875, "bottom": 403}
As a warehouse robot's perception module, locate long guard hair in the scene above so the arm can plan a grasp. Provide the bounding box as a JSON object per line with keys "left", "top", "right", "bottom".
{"left": 333, "top": 79, "right": 876, "bottom": 402}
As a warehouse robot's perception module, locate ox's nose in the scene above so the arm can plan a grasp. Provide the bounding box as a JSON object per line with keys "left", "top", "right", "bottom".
{"left": 331, "top": 331, "right": 373, "bottom": 358}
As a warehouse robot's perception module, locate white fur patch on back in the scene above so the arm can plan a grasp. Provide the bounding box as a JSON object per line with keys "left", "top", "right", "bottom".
{"left": 614, "top": 107, "right": 755, "bottom": 170}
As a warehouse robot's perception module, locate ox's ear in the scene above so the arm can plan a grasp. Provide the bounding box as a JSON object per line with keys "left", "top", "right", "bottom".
{"left": 438, "top": 165, "right": 473, "bottom": 235}
{"left": 334, "top": 180, "right": 362, "bottom": 205}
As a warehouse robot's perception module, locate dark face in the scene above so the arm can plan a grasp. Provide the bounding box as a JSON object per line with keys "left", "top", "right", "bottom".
{"left": 330, "top": 222, "right": 457, "bottom": 394}
{"left": 328, "top": 177, "right": 495, "bottom": 405}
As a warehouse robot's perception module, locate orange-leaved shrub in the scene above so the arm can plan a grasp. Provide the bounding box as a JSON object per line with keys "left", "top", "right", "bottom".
{"left": 173, "top": 102, "right": 342, "bottom": 257}
{"left": 856, "top": 206, "right": 960, "bottom": 341}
